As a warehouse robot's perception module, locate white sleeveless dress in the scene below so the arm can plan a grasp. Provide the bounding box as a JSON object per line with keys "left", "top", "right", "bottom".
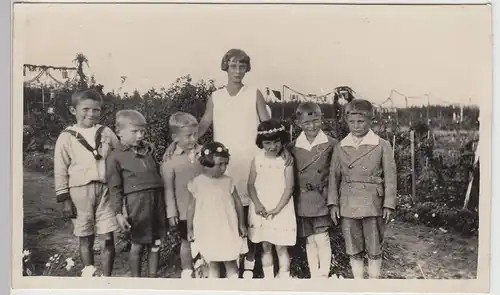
{"left": 248, "top": 150, "right": 297, "bottom": 246}
{"left": 212, "top": 85, "right": 261, "bottom": 206}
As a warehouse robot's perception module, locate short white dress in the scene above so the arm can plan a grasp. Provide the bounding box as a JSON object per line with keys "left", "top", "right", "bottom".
{"left": 188, "top": 174, "right": 247, "bottom": 262}
{"left": 248, "top": 150, "right": 297, "bottom": 246}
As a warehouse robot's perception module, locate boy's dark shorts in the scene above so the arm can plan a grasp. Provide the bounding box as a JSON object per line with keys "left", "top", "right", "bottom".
{"left": 341, "top": 216, "right": 385, "bottom": 260}
{"left": 125, "top": 188, "right": 167, "bottom": 245}
{"left": 297, "top": 215, "right": 333, "bottom": 238}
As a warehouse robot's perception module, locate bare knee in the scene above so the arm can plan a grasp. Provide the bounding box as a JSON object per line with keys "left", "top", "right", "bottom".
{"left": 130, "top": 243, "right": 144, "bottom": 256}
{"left": 275, "top": 245, "right": 289, "bottom": 257}
{"left": 262, "top": 242, "right": 273, "bottom": 253}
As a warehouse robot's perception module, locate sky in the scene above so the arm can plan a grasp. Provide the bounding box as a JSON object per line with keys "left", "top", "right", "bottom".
{"left": 17, "top": 3, "right": 491, "bottom": 107}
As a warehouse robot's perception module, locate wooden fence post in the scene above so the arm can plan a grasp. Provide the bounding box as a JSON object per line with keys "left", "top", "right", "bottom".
{"left": 410, "top": 130, "right": 418, "bottom": 202}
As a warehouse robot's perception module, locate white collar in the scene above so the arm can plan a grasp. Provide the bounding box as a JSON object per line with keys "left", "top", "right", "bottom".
{"left": 295, "top": 130, "right": 329, "bottom": 151}
{"left": 341, "top": 129, "right": 379, "bottom": 147}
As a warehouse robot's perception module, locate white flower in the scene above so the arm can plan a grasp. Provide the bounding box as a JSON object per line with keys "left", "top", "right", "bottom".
{"left": 49, "top": 256, "right": 54, "bottom": 261}
{"left": 65, "top": 258, "right": 75, "bottom": 271}
{"left": 432, "top": 213, "right": 436, "bottom": 217}
{"left": 81, "top": 265, "right": 97, "bottom": 278}
{"left": 204, "top": 149, "right": 210, "bottom": 155}
{"left": 216, "top": 147, "right": 223, "bottom": 152}
{"left": 433, "top": 251, "right": 437, "bottom": 254}
{"left": 414, "top": 213, "right": 419, "bottom": 218}
{"left": 22, "top": 250, "right": 30, "bottom": 258}
{"left": 391, "top": 218, "right": 395, "bottom": 223}
{"left": 45, "top": 262, "right": 51, "bottom": 267}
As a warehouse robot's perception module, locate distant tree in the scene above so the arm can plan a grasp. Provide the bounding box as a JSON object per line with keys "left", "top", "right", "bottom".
{"left": 73, "top": 53, "right": 89, "bottom": 88}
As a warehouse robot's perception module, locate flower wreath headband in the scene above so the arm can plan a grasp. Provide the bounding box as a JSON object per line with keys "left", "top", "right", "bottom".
{"left": 257, "top": 125, "right": 285, "bottom": 135}
{"left": 202, "top": 146, "right": 229, "bottom": 156}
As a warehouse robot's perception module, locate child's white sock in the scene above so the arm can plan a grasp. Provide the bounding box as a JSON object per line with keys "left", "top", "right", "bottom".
{"left": 350, "top": 258, "right": 364, "bottom": 279}
{"left": 368, "top": 258, "right": 382, "bottom": 279}
{"left": 314, "top": 232, "right": 332, "bottom": 278}
{"left": 262, "top": 266, "right": 275, "bottom": 279}
{"left": 242, "top": 258, "right": 255, "bottom": 279}
{"left": 228, "top": 273, "right": 239, "bottom": 279}
{"left": 306, "top": 236, "right": 319, "bottom": 278}
{"left": 181, "top": 269, "right": 193, "bottom": 279}
{"left": 278, "top": 270, "right": 291, "bottom": 279}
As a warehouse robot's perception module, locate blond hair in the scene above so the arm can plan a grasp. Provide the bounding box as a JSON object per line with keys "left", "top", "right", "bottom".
{"left": 169, "top": 112, "right": 199, "bottom": 135}
{"left": 344, "top": 99, "right": 375, "bottom": 119}
{"left": 115, "top": 109, "right": 147, "bottom": 131}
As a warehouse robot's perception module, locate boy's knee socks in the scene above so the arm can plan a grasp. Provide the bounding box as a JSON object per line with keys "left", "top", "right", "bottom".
{"left": 368, "top": 258, "right": 382, "bottom": 279}
{"left": 305, "top": 236, "right": 319, "bottom": 278}
{"left": 349, "top": 258, "right": 364, "bottom": 279}
{"left": 314, "top": 232, "right": 332, "bottom": 278}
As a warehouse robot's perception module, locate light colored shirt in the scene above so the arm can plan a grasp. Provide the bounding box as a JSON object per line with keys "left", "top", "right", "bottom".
{"left": 54, "top": 124, "right": 119, "bottom": 196}
{"left": 295, "top": 130, "right": 329, "bottom": 152}
{"left": 161, "top": 145, "right": 203, "bottom": 220}
{"left": 341, "top": 129, "right": 380, "bottom": 149}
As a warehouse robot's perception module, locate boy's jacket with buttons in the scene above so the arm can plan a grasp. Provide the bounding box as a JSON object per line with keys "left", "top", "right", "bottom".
{"left": 328, "top": 130, "right": 397, "bottom": 218}
{"left": 289, "top": 134, "right": 338, "bottom": 217}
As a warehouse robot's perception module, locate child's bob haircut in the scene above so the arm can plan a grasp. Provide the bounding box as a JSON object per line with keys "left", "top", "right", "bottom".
{"left": 71, "top": 88, "right": 104, "bottom": 107}
{"left": 169, "top": 112, "right": 199, "bottom": 135}
{"left": 198, "top": 141, "right": 230, "bottom": 168}
{"left": 255, "top": 119, "right": 289, "bottom": 149}
{"left": 220, "top": 49, "right": 251, "bottom": 72}
{"left": 295, "top": 102, "right": 323, "bottom": 121}
{"left": 115, "top": 109, "right": 147, "bottom": 132}
{"left": 344, "top": 99, "right": 375, "bottom": 119}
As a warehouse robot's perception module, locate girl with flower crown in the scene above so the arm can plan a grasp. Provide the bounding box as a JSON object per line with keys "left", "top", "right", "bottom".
{"left": 247, "top": 119, "right": 297, "bottom": 279}
{"left": 186, "top": 141, "right": 248, "bottom": 279}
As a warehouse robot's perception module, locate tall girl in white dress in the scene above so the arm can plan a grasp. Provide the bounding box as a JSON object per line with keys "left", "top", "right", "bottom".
{"left": 248, "top": 119, "right": 296, "bottom": 279}
{"left": 166, "top": 49, "right": 291, "bottom": 278}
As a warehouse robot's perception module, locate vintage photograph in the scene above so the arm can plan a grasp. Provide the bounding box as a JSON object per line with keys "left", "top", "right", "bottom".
{"left": 13, "top": 2, "right": 491, "bottom": 292}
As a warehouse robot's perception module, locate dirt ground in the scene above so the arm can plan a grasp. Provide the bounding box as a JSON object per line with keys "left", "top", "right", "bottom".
{"left": 22, "top": 168, "right": 478, "bottom": 279}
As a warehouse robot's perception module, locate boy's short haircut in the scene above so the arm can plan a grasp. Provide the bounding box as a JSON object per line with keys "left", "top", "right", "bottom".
{"left": 295, "top": 102, "right": 323, "bottom": 121}
{"left": 344, "top": 99, "right": 375, "bottom": 119}
{"left": 198, "top": 141, "right": 230, "bottom": 168}
{"left": 115, "top": 109, "right": 147, "bottom": 131}
{"left": 71, "top": 88, "right": 104, "bottom": 107}
{"left": 169, "top": 112, "right": 199, "bottom": 135}
{"left": 220, "top": 49, "right": 251, "bottom": 72}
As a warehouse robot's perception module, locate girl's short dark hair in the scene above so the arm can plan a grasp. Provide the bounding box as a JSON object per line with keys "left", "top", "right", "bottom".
{"left": 255, "top": 119, "right": 289, "bottom": 149}
{"left": 198, "top": 141, "right": 231, "bottom": 168}
{"left": 220, "top": 49, "right": 251, "bottom": 72}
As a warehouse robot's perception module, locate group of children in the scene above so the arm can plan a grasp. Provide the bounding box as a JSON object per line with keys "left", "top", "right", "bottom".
{"left": 53, "top": 49, "right": 397, "bottom": 280}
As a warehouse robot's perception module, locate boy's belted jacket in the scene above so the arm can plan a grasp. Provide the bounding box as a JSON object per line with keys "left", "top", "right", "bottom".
{"left": 328, "top": 130, "right": 397, "bottom": 219}
{"left": 289, "top": 133, "right": 338, "bottom": 217}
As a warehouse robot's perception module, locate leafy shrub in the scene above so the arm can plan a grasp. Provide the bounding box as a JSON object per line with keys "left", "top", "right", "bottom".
{"left": 24, "top": 152, "right": 54, "bottom": 175}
